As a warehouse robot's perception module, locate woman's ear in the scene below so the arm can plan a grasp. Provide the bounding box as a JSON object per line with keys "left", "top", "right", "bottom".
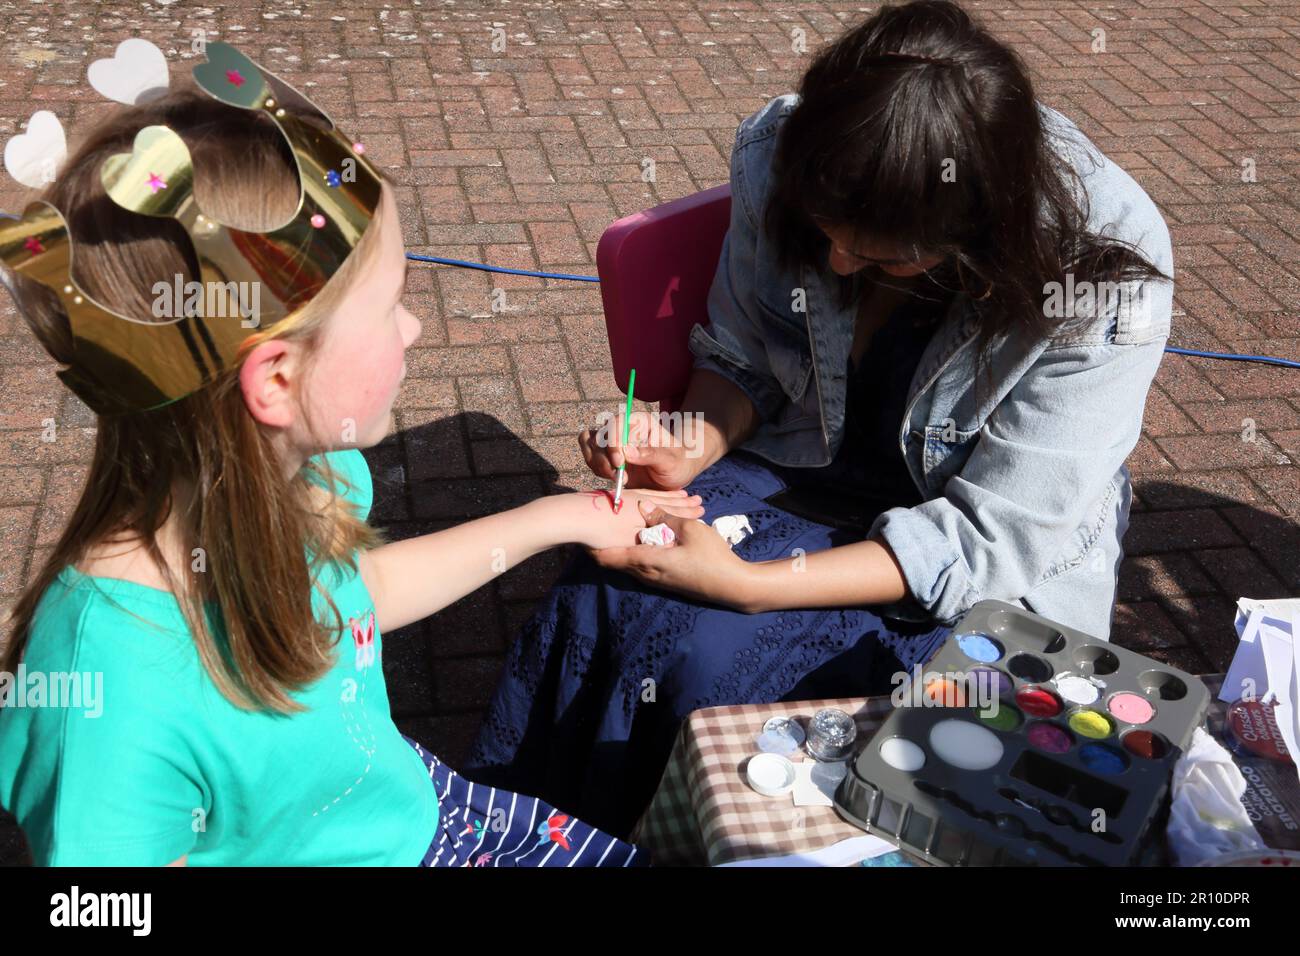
{"left": 238, "top": 339, "right": 299, "bottom": 428}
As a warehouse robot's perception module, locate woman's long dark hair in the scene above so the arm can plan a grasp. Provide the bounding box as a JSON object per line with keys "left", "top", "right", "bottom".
{"left": 765, "top": 0, "right": 1169, "bottom": 354}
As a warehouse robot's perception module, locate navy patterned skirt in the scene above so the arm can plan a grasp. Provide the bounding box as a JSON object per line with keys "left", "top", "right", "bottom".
{"left": 405, "top": 735, "right": 648, "bottom": 867}
{"left": 466, "top": 452, "right": 951, "bottom": 836}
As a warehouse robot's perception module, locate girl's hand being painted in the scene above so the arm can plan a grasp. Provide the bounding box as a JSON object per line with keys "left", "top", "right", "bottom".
{"left": 560, "top": 488, "right": 705, "bottom": 552}
{"left": 588, "top": 506, "right": 756, "bottom": 611}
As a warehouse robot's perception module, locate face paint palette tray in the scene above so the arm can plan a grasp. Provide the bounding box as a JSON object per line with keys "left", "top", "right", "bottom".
{"left": 833, "top": 600, "right": 1209, "bottom": 866}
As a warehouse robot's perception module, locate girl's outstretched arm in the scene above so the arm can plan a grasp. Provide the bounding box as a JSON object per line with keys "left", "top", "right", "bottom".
{"left": 358, "top": 488, "right": 703, "bottom": 634}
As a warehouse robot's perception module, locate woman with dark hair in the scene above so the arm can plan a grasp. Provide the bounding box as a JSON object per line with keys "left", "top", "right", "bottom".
{"left": 468, "top": 0, "right": 1173, "bottom": 836}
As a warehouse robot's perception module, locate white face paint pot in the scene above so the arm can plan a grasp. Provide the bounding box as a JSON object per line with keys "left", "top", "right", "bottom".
{"left": 878, "top": 736, "right": 926, "bottom": 772}
{"left": 928, "top": 719, "right": 1005, "bottom": 771}
{"left": 1054, "top": 674, "right": 1102, "bottom": 706}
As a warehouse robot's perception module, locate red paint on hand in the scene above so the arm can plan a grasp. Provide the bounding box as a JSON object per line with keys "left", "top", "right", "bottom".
{"left": 581, "top": 490, "right": 619, "bottom": 513}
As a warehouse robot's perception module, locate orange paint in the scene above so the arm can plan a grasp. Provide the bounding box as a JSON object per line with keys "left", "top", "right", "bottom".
{"left": 924, "top": 678, "right": 967, "bottom": 707}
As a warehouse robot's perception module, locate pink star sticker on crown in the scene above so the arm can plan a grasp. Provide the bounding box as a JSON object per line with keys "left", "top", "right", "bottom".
{"left": 226, "top": 69, "right": 245, "bottom": 88}
{"left": 24, "top": 236, "right": 44, "bottom": 255}
{"left": 146, "top": 172, "right": 167, "bottom": 194}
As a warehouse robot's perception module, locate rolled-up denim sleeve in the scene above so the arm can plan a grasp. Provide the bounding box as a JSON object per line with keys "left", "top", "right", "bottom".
{"left": 868, "top": 277, "right": 1172, "bottom": 625}
{"left": 687, "top": 138, "right": 788, "bottom": 423}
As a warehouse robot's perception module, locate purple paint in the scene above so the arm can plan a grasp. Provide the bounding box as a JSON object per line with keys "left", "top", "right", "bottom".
{"left": 969, "top": 666, "right": 1012, "bottom": 698}
{"left": 1027, "top": 721, "right": 1072, "bottom": 754}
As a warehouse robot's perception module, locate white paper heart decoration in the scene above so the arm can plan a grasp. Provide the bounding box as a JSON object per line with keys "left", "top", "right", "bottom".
{"left": 87, "top": 37, "right": 170, "bottom": 106}
{"left": 3, "top": 110, "right": 67, "bottom": 188}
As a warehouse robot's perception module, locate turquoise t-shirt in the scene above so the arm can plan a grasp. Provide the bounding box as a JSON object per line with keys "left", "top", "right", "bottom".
{"left": 0, "top": 448, "right": 439, "bottom": 866}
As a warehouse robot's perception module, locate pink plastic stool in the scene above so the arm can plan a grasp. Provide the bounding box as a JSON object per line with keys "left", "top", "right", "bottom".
{"left": 595, "top": 183, "right": 732, "bottom": 413}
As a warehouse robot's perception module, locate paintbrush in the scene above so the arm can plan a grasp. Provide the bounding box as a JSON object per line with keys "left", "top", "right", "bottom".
{"left": 612, "top": 368, "right": 636, "bottom": 514}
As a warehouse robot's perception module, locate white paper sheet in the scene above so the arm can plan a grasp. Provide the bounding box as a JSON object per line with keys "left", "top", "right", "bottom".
{"left": 1235, "top": 597, "right": 1300, "bottom": 639}
{"left": 791, "top": 761, "right": 843, "bottom": 807}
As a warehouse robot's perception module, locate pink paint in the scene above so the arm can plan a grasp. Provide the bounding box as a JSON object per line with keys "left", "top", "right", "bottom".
{"left": 1108, "top": 692, "right": 1155, "bottom": 725}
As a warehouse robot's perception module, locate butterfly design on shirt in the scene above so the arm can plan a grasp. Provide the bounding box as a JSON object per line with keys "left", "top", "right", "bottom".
{"left": 313, "top": 609, "right": 379, "bottom": 818}
{"left": 535, "top": 813, "right": 572, "bottom": 851}
{"left": 351, "top": 610, "right": 376, "bottom": 670}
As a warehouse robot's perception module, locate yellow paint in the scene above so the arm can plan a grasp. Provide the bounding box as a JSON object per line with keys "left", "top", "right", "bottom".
{"left": 1068, "top": 710, "right": 1113, "bottom": 739}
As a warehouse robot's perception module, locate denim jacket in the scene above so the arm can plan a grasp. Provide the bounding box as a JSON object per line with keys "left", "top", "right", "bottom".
{"left": 689, "top": 94, "right": 1174, "bottom": 641}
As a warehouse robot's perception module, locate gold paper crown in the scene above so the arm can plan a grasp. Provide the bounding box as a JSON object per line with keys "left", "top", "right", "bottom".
{"left": 0, "top": 40, "right": 383, "bottom": 415}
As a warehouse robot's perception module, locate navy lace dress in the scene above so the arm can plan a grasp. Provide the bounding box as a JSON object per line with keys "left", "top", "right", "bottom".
{"left": 467, "top": 291, "right": 954, "bottom": 836}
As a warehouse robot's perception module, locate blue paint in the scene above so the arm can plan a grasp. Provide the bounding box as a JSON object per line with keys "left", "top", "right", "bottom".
{"left": 956, "top": 632, "right": 1002, "bottom": 663}
{"left": 1078, "top": 743, "right": 1127, "bottom": 775}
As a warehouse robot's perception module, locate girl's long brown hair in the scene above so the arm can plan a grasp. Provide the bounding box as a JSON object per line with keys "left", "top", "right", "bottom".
{"left": 1, "top": 86, "right": 389, "bottom": 714}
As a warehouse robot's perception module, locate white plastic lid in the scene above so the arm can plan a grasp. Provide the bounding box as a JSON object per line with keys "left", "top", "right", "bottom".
{"left": 746, "top": 753, "right": 796, "bottom": 797}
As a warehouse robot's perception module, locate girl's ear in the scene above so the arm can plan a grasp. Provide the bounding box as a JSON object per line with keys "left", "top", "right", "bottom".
{"left": 239, "top": 339, "right": 299, "bottom": 428}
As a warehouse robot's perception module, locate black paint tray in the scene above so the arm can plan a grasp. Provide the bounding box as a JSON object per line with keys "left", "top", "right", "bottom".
{"left": 834, "top": 600, "right": 1209, "bottom": 866}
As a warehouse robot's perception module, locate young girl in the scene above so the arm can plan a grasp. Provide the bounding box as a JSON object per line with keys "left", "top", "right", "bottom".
{"left": 0, "top": 65, "right": 701, "bottom": 865}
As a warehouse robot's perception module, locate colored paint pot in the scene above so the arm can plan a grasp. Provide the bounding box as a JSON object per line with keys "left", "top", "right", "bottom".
{"left": 955, "top": 632, "right": 1003, "bottom": 663}
{"left": 1122, "top": 730, "right": 1170, "bottom": 759}
{"left": 1107, "top": 692, "right": 1156, "bottom": 726}
{"left": 1016, "top": 685, "right": 1062, "bottom": 718}
{"left": 976, "top": 702, "right": 1022, "bottom": 732}
{"left": 1078, "top": 743, "right": 1129, "bottom": 775}
{"left": 1007, "top": 653, "right": 1053, "bottom": 683}
{"left": 968, "top": 666, "right": 1013, "bottom": 698}
{"left": 924, "top": 677, "right": 967, "bottom": 707}
{"left": 1027, "top": 721, "right": 1073, "bottom": 754}
{"left": 1055, "top": 674, "right": 1101, "bottom": 706}
{"left": 1067, "top": 709, "right": 1114, "bottom": 740}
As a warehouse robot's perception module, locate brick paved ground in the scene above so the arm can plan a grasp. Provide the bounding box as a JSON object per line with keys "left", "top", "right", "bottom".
{"left": 0, "top": 1, "right": 1297, "bottom": 865}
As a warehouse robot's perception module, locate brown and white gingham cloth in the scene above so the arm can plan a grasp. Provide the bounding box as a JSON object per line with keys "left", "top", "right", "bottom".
{"left": 631, "top": 696, "right": 897, "bottom": 866}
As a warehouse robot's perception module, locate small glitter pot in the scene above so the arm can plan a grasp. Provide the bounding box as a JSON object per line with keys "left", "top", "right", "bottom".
{"left": 805, "top": 708, "right": 857, "bottom": 761}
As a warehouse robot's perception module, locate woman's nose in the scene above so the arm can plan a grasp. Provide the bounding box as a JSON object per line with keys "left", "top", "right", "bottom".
{"left": 828, "top": 247, "right": 864, "bottom": 276}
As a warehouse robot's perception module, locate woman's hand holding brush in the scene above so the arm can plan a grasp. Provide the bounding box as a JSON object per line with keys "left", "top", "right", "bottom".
{"left": 579, "top": 410, "right": 700, "bottom": 492}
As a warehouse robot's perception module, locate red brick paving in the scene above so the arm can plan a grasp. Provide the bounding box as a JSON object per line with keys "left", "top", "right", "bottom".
{"left": 0, "top": 1, "right": 1298, "bottom": 864}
